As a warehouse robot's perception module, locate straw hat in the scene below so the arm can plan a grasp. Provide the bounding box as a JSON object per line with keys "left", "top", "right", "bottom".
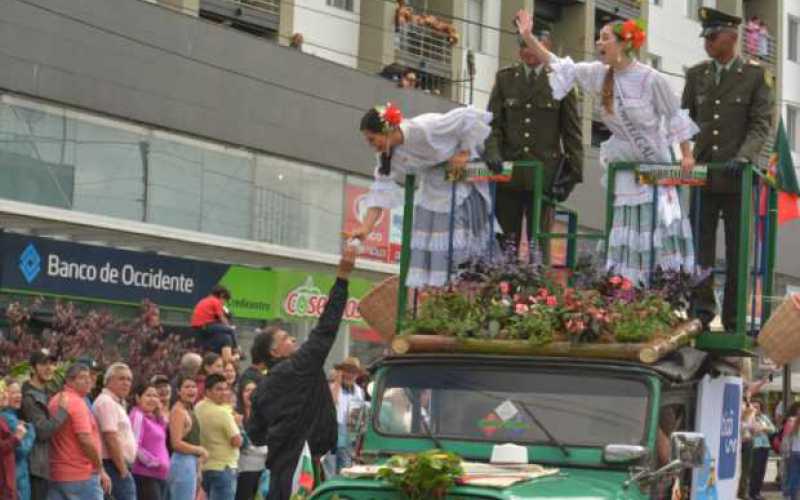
{"left": 334, "top": 357, "right": 365, "bottom": 374}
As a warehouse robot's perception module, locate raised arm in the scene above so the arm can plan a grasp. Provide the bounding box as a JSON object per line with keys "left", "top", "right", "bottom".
{"left": 289, "top": 247, "right": 355, "bottom": 377}
{"left": 515, "top": 10, "right": 552, "bottom": 65}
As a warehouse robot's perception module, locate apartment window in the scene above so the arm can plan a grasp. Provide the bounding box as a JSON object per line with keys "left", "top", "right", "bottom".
{"left": 790, "top": 17, "right": 799, "bottom": 63}
{"left": 464, "top": 0, "right": 484, "bottom": 52}
{"left": 789, "top": 106, "right": 799, "bottom": 153}
{"left": 326, "top": 0, "right": 353, "bottom": 12}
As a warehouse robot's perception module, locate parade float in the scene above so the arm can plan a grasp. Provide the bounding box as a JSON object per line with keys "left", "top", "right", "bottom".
{"left": 304, "top": 156, "right": 790, "bottom": 500}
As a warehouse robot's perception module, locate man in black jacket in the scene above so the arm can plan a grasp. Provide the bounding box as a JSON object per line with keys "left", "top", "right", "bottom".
{"left": 21, "top": 349, "right": 69, "bottom": 500}
{"left": 248, "top": 246, "right": 356, "bottom": 500}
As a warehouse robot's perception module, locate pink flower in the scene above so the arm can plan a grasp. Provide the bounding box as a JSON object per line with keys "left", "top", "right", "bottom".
{"left": 609, "top": 276, "right": 623, "bottom": 286}
{"left": 515, "top": 303, "right": 529, "bottom": 314}
{"left": 621, "top": 279, "right": 633, "bottom": 291}
{"left": 499, "top": 281, "right": 511, "bottom": 295}
{"left": 537, "top": 288, "right": 549, "bottom": 298}
{"left": 546, "top": 296, "right": 558, "bottom": 307}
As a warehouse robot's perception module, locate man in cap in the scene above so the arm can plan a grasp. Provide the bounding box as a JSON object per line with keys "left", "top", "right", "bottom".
{"left": 484, "top": 24, "right": 583, "bottom": 257}
{"left": 21, "top": 349, "right": 69, "bottom": 500}
{"left": 330, "top": 357, "right": 366, "bottom": 473}
{"left": 682, "top": 7, "right": 773, "bottom": 333}
{"left": 76, "top": 355, "right": 104, "bottom": 403}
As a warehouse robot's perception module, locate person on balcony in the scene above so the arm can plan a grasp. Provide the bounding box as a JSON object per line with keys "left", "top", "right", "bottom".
{"left": 346, "top": 104, "right": 498, "bottom": 288}
{"left": 515, "top": 11, "right": 698, "bottom": 285}
{"left": 681, "top": 7, "right": 772, "bottom": 332}
{"left": 484, "top": 26, "right": 583, "bottom": 256}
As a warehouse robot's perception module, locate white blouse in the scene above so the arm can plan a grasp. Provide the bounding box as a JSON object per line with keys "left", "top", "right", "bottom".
{"left": 363, "top": 107, "right": 493, "bottom": 213}
{"left": 548, "top": 55, "right": 699, "bottom": 206}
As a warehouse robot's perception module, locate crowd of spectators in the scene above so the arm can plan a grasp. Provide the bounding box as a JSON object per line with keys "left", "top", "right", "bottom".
{"left": 0, "top": 348, "right": 366, "bottom": 500}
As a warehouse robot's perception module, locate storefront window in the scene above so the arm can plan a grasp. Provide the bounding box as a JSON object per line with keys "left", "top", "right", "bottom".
{"left": 0, "top": 94, "right": 355, "bottom": 256}
{"left": 149, "top": 135, "right": 254, "bottom": 239}
{"left": 255, "top": 156, "right": 344, "bottom": 255}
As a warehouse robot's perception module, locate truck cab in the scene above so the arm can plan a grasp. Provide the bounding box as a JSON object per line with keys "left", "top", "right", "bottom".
{"left": 312, "top": 351, "right": 732, "bottom": 499}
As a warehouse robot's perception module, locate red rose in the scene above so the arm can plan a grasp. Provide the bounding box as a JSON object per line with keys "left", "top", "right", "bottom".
{"left": 546, "top": 296, "right": 558, "bottom": 307}
{"left": 609, "top": 276, "right": 623, "bottom": 286}
{"left": 382, "top": 103, "right": 403, "bottom": 127}
{"left": 632, "top": 30, "right": 646, "bottom": 49}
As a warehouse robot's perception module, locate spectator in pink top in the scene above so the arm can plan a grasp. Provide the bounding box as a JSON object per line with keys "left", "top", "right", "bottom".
{"left": 129, "top": 382, "right": 170, "bottom": 500}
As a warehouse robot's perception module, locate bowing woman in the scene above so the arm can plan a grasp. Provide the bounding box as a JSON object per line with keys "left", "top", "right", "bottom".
{"left": 346, "top": 104, "right": 498, "bottom": 288}
{"left": 515, "top": 11, "right": 699, "bottom": 284}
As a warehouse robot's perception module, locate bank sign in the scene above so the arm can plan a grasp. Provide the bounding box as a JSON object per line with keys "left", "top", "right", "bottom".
{"left": 1, "top": 232, "right": 228, "bottom": 309}
{"left": 1, "top": 232, "right": 372, "bottom": 323}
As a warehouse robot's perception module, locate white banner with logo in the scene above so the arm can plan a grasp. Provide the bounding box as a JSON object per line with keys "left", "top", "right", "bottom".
{"left": 691, "top": 375, "right": 742, "bottom": 500}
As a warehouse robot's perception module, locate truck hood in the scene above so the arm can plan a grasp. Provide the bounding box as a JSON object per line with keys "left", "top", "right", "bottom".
{"left": 313, "top": 467, "right": 646, "bottom": 500}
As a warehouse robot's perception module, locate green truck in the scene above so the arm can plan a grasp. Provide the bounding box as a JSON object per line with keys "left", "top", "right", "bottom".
{"left": 312, "top": 351, "right": 736, "bottom": 499}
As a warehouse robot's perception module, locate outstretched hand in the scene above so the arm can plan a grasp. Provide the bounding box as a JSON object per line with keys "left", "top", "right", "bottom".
{"left": 337, "top": 244, "right": 357, "bottom": 280}
{"left": 515, "top": 9, "right": 533, "bottom": 36}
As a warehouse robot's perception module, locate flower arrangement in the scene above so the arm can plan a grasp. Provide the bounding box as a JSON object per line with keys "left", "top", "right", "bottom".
{"left": 377, "top": 450, "right": 464, "bottom": 500}
{"left": 395, "top": 1, "right": 460, "bottom": 46}
{"left": 405, "top": 252, "right": 707, "bottom": 345}
{"left": 614, "top": 18, "right": 647, "bottom": 52}
{"left": 375, "top": 102, "right": 404, "bottom": 134}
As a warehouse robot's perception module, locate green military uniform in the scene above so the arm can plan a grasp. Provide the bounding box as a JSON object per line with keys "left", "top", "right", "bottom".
{"left": 484, "top": 61, "right": 583, "bottom": 250}
{"left": 681, "top": 7, "right": 773, "bottom": 332}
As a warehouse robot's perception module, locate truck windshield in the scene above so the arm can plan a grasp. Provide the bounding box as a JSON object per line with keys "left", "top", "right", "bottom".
{"left": 376, "top": 364, "right": 650, "bottom": 448}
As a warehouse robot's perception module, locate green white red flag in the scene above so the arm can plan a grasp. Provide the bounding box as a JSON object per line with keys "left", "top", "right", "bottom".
{"left": 764, "top": 118, "right": 800, "bottom": 224}
{"left": 291, "top": 442, "right": 315, "bottom": 497}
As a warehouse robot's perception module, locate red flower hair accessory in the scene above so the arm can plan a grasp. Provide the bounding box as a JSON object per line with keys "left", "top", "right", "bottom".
{"left": 375, "top": 102, "right": 403, "bottom": 133}
{"left": 614, "top": 18, "right": 647, "bottom": 52}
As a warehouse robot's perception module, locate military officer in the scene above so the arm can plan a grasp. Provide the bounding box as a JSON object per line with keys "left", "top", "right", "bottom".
{"left": 682, "top": 7, "right": 773, "bottom": 332}
{"left": 484, "top": 28, "right": 583, "bottom": 253}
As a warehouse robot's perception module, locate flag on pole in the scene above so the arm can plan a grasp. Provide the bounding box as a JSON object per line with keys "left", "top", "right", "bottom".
{"left": 291, "top": 442, "right": 315, "bottom": 497}
{"left": 765, "top": 118, "right": 800, "bottom": 224}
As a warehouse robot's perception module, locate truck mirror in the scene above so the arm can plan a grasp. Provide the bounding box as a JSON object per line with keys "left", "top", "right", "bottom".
{"left": 602, "top": 444, "right": 648, "bottom": 464}
{"left": 670, "top": 432, "right": 706, "bottom": 468}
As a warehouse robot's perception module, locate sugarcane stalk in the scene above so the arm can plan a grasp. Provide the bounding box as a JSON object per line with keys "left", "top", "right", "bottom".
{"left": 392, "top": 320, "right": 702, "bottom": 364}
{"left": 637, "top": 319, "right": 703, "bottom": 364}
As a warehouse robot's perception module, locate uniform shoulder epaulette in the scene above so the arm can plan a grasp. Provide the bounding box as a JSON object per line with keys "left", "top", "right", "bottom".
{"left": 497, "top": 64, "right": 518, "bottom": 74}
{"left": 688, "top": 60, "right": 713, "bottom": 74}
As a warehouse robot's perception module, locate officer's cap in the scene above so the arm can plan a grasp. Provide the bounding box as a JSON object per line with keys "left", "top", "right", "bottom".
{"left": 698, "top": 7, "right": 741, "bottom": 38}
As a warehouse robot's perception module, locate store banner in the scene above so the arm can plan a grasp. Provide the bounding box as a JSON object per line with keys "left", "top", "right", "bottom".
{"left": 1, "top": 232, "right": 374, "bottom": 323}
{"left": 272, "top": 269, "right": 372, "bottom": 324}
{"left": 0, "top": 231, "right": 227, "bottom": 309}
{"left": 342, "top": 183, "right": 392, "bottom": 263}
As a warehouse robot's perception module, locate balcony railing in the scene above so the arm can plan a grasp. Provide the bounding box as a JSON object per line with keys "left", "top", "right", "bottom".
{"left": 199, "top": 0, "right": 280, "bottom": 36}
{"left": 595, "top": 0, "right": 641, "bottom": 20}
{"left": 395, "top": 23, "right": 453, "bottom": 79}
{"left": 743, "top": 31, "right": 777, "bottom": 67}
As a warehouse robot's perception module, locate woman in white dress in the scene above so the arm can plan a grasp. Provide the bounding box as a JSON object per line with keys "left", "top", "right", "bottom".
{"left": 345, "top": 104, "right": 497, "bottom": 288}
{"left": 516, "top": 11, "right": 699, "bottom": 285}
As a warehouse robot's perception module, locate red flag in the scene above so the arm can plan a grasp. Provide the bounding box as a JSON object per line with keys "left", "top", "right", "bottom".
{"left": 778, "top": 192, "right": 800, "bottom": 224}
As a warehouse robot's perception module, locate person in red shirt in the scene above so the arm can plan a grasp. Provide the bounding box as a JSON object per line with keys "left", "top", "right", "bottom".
{"left": 48, "top": 363, "right": 111, "bottom": 500}
{"left": 192, "top": 285, "right": 237, "bottom": 364}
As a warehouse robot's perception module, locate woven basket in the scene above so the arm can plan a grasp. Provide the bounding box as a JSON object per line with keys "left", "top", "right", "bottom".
{"left": 358, "top": 275, "right": 400, "bottom": 342}
{"left": 758, "top": 296, "right": 800, "bottom": 366}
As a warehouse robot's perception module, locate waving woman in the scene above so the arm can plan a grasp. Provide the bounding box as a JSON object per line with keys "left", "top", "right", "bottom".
{"left": 516, "top": 11, "right": 698, "bottom": 284}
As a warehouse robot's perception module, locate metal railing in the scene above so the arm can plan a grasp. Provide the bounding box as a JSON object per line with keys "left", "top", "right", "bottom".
{"left": 595, "top": 0, "right": 642, "bottom": 20}
{"left": 742, "top": 31, "right": 777, "bottom": 66}
{"left": 605, "top": 162, "right": 778, "bottom": 352}
{"left": 395, "top": 23, "right": 454, "bottom": 79}
{"left": 199, "top": 0, "right": 280, "bottom": 33}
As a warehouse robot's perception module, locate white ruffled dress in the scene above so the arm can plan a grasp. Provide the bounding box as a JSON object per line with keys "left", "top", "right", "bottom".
{"left": 363, "top": 107, "right": 498, "bottom": 288}
{"left": 547, "top": 55, "right": 700, "bottom": 284}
